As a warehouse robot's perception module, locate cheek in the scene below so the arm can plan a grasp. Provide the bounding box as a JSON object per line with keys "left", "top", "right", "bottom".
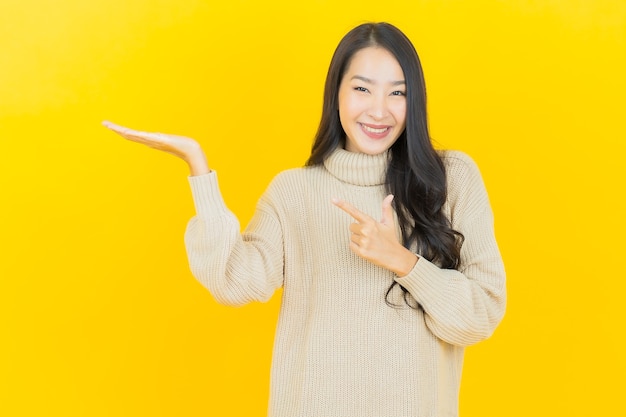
{"left": 337, "top": 97, "right": 352, "bottom": 133}
{"left": 338, "top": 95, "right": 358, "bottom": 120}
{"left": 391, "top": 102, "right": 407, "bottom": 125}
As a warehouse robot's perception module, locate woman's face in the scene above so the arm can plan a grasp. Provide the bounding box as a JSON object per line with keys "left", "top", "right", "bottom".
{"left": 338, "top": 47, "right": 407, "bottom": 155}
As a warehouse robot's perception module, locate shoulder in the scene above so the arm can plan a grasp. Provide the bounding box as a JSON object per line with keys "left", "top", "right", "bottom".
{"left": 262, "top": 165, "right": 324, "bottom": 200}
{"left": 439, "top": 150, "right": 479, "bottom": 177}
{"left": 438, "top": 150, "right": 484, "bottom": 191}
{"left": 269, "top": 166, "right": 322, "bottom": 186}
{"left": 437, "top": 150, "right": 491, "bottom": 220}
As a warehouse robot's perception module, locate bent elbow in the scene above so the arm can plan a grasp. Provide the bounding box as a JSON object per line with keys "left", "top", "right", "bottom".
{"left": 426, "top": 296, "right": 506, "bottom": 347}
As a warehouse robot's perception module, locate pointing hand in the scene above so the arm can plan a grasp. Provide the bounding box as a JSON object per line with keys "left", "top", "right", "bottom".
{"left": 332, "top": 195, "right": 418, "bottom": 276}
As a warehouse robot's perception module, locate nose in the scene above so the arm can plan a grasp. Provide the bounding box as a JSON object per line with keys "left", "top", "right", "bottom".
{"left": 367, "top": 94, "right": 389, "bottom": 120}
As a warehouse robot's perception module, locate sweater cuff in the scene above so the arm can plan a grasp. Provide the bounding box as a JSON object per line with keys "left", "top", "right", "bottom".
{"left": 394, "top": 256, "right": 447, "bottom": 303}
{"left": 187, "top": 171, "right": 229, "bottom": 218}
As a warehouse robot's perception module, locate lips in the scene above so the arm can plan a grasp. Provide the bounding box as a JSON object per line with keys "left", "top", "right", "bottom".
{"left": 359, "top": 123, "right": 391, "bottom": 139}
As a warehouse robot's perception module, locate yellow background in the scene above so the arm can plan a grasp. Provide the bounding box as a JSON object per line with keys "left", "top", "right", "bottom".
{"left": 1, "top": 0, "right": 624, "bottom": 415}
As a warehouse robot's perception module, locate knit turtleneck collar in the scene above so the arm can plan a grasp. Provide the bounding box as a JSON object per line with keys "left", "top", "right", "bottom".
{"left": 323, "top": 147, "right": 389, "bottom": 186}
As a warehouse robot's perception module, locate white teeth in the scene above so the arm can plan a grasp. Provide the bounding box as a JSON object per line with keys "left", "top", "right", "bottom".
{"left": 362, "top": 124, "right": 388, "bottom": 134}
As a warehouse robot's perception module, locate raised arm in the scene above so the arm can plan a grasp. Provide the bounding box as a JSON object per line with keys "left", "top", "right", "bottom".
{"left": 102, "top": 121, "right": 210, "bottom": 176}
{"left": 102, "top": 121, "right": 283, "bottom": 306}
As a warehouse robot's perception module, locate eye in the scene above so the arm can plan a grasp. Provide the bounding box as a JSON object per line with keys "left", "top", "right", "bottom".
{"left": 391, "top": 90, "right": 406, "bottom": 96}
{"left": 354, "top": 86, "right": 369, "bottom": 93}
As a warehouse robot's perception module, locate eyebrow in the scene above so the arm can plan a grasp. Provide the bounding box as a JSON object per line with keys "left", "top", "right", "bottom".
{"left": 351, "top": 75, "right": 406, "bottom": 86}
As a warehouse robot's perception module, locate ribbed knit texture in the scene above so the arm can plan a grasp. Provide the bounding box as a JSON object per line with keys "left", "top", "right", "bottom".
{"left": 184, "top": 148, "right": 506, "bottom": 417}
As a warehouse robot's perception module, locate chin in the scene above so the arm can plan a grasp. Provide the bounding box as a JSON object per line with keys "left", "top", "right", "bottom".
{"left": 358, "top": 140, "right": 395, "bottom": 155}
{"left": 345, "top": 134, "right": 398, "bottom": 155}
{"left": 361, "top": 148, "right": 388, "bottom": 155}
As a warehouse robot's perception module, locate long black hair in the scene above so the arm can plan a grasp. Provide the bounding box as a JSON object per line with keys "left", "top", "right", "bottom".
{"left": 306, "top": 22, "right": 463, "bottom": 308}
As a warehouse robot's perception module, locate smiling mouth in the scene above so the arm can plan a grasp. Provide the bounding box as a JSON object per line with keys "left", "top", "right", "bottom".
{"left": 362, "top": 124, "right": 389, "bottom": 134}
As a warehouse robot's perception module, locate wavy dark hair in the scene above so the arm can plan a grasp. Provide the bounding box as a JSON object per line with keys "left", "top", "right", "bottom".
{"left": 306, "top": 22, "right": 463, "bottom": 308}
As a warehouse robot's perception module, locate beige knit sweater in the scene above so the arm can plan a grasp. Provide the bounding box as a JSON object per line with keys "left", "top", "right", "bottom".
{"left": 184, "top": 148, "right": 506, "bottom": 417}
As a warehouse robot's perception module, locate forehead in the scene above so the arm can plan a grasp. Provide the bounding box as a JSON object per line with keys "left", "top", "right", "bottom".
{"left": 343, "top": 47, "right": 404, "bottom": 80}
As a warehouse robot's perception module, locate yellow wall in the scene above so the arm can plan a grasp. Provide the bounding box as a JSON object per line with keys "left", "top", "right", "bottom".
{"left": 1, "top": 0, "right": 624, "bottom": 415}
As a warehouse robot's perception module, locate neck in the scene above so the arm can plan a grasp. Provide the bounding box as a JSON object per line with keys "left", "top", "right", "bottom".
{"left": 323, "top": 148, "right": 389, "bottom": 186}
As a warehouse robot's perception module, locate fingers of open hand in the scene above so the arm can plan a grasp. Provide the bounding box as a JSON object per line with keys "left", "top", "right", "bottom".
{"left": 118, "top": 129, "right": 164, "bottom": 146}
{"left": 103, "top": 121, "right": 187, "bottom": 153}
{"left": 103, "top": 121, "right": 145, "bottom": 138}
{"left": 104, "top": 122, "right": 153, "bottom": 142}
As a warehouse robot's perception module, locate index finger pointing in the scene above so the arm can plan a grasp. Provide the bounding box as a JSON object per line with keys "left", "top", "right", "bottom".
{"left": 331, "top": 198, "right": 371, "bottom": 223}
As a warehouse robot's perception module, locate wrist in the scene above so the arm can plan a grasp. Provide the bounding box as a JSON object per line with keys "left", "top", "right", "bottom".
{"left": 393, "top": 250, "right": 418, "bottom": 277}
{"left": 186, "top": 147, "right": 210, "bottom": 176}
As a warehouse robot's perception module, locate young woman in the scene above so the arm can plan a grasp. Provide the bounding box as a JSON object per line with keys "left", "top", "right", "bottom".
{"left": 104, "top": 22, "right": 506, "bottom": 417}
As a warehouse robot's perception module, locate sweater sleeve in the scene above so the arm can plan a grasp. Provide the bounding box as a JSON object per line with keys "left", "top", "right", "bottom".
{"left": 395, "top": 152, "right": 506, "bottom": 346}
{"left": 183, "top": 172, "right": 284, "bottom": 306}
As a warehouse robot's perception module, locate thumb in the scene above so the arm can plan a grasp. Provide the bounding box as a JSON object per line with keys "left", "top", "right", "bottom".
{"left": 380, "top": 194, "right": 395, "bottom": 225}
